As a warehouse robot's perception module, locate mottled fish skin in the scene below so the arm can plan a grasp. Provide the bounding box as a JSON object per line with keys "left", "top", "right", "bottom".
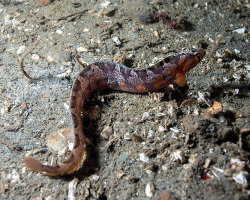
{"left": 24, "top": 48, "right": 205, "bottom": 176}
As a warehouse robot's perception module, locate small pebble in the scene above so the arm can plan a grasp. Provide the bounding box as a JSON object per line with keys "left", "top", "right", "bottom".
{"left": 46, "top": 55, "right": 53, "bottom": 62}
{"left": 203, "top": 101, "right": 222, "bottom": 119}
{"left": 101, "top": 7, "right": 116, "bottom": 17}
{"left": 112, "top": 36, "right": 121, "bottom": 45}
{"left": 223, "top": 77, "right": 229, "bottom": 82}
{"left": 76, "top": 46, "right": 88, "bottom": 52}
{"left": 141, "top": 112, "right": 150, "bottom": 121}
{"left": 234, "top": 48, "right": 240, "bottom": 54}
{"left": 41, "top": 90, "right": 51, "bottom": 99}
{"left": 1, "top": 107, "right": 7, "bottom": 115}
{"left": 40, "top": 0, "right": 51, "bottom": 6}
{"left": 169, "top": 127, "right": 179, "bottom": 133}
{"left": 68, "top": 142, "right": 74, "bottom": 151}
{"left": 166, "top": 103, "right": 174, "bottom": 117}
{"left": 203, "top": 158, "right": 212, "bottom": 168}
{"left": 132, "top": 133, "right": 143, "bottom": 142}
{"left": 31, "top": 54, "right": 40, "bottom": 60}
{"left": 17, "top": 45, "right": 26, "bottom": 55}
{"left": 188, "top": 154, "right": 198, "bottom": 164}
{"left": 56, "top": 29, "right": 63, "bottom": 34}
{"left": 157, "top": 190, "right": 177, "bottom": 200}
{"left": 64, "top": 102, "right": 69, "bottom": 110}
{"left": 82, "top": 28, "right": 89, "bottom": 32}
{"left": 117, "top": 171, "right": 125, "bottom": 179}
{"left": 40, "top": 132, "right": 46, "bottom": 138}
{"left": 90, "top": 174, "right": 100, "bottom": 182}
{"left": 101, "top": 0, "right": 111, "bottom": 8}
{"left": 153, "top": 30, "right": 159, "bottom": 38}
{"left": 147, "top": 130, "right": 154, "bottom": 139}
{"left": 156, "top": 112, "right": 166, "bottom": 118}
{"left": 161, "top": 164, "right": 168, "bottom": 171}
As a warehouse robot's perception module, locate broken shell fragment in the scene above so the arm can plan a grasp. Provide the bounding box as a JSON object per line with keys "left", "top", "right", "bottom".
{"left": 203, "top": 101, "right": 222, "bottom": 119}
{"left": 233, "top": 171, "right": 248, "bottom": 185}
{"left": 170, "top": 150, "right": 186, "bottom": 163}
{"left": 112, "top": 36, "right": 121, "bottom": 45}
{"left": 139, "top": 153, "right": 149, "bottom": 162}
{"left": 158, "top": 125, "right": 166, "bottom": 132}
{"left": 100, "top": 126, "right": 113, "bottom": 140}
{"left": 117, "top": 171, "right": 126, "bottom": 179}
{"left": 46, "top": 128, "right": 73, "bottom": 155}
{"left": 145, "top": 182, "right": 155, "bottom": 197}
{"left": 68, "top": 178, "right": 78, "bottom": 200}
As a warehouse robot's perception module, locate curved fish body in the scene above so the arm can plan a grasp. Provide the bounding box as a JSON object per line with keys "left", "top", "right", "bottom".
{"left": 24, "top": 48, "right": 205, "bottom": 176}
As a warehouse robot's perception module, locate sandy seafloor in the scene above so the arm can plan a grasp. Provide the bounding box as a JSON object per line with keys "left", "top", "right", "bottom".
{"left": 0, "top": 0, "right": 249, "bottom": 199}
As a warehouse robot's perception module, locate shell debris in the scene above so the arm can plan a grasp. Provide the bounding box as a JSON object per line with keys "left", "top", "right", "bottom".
{"left": 158, "top": 125, "right": 166, "bottom": 132}
{"left": 46, "top": 128, "right": 73, "bottom": 155}
{"left": 124, "top": 132, "right": 132, "bottom": 141}
{"left": 17, "top": 45, "right": 26, "bottom": 55}
{"left": 76, "top": 46, "right": 88, "bottom": 52}
{"left": 145, "top": 182, "right": 155, "bottom": 197}
{"left": 170, "top": 150, "right": 186, "bottom": 163}
{"left": 112, "top": 36, "right": 121, "bottom": 45}
{"left": 101, "top": 1, "right": 111, "bottom": 8}
{"left": 117, "top": 171, "right": 126, "bottom": 179}
{"left": 233, "top": 27, "right": 246, "bottom": 34}
{"left": 139, "top": 153, "right": 149, "bottom": 162}
{"left": 68, "top": 178, "right": 78, "bottom": 200}
{"left": 141, "top": 112, "right": 150, "bottom": 121}
{"left": 233, "top": 171, "right": 248, "bottom": 185}
{"left": 31, "top": 54, "right": 40, "bottom": 60}
{"left": 90, "top": 174, "right": 100, "bottom": 182}
{"left": 100, "top": 126, "right": 113, "bottom": 140}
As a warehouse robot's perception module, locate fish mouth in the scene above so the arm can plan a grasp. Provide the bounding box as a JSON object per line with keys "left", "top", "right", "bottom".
{"left": 190, "top": 48, "right": 206, "bottom": 62}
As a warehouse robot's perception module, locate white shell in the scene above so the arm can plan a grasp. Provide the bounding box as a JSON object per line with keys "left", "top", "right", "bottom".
{"left": 145, "top": 183, "right": 155, "bottom": 197}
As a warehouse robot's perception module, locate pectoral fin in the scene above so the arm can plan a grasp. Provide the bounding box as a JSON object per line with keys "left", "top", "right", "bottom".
{"left": 176, "top": 74, "right": 186, "bottom": 87}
